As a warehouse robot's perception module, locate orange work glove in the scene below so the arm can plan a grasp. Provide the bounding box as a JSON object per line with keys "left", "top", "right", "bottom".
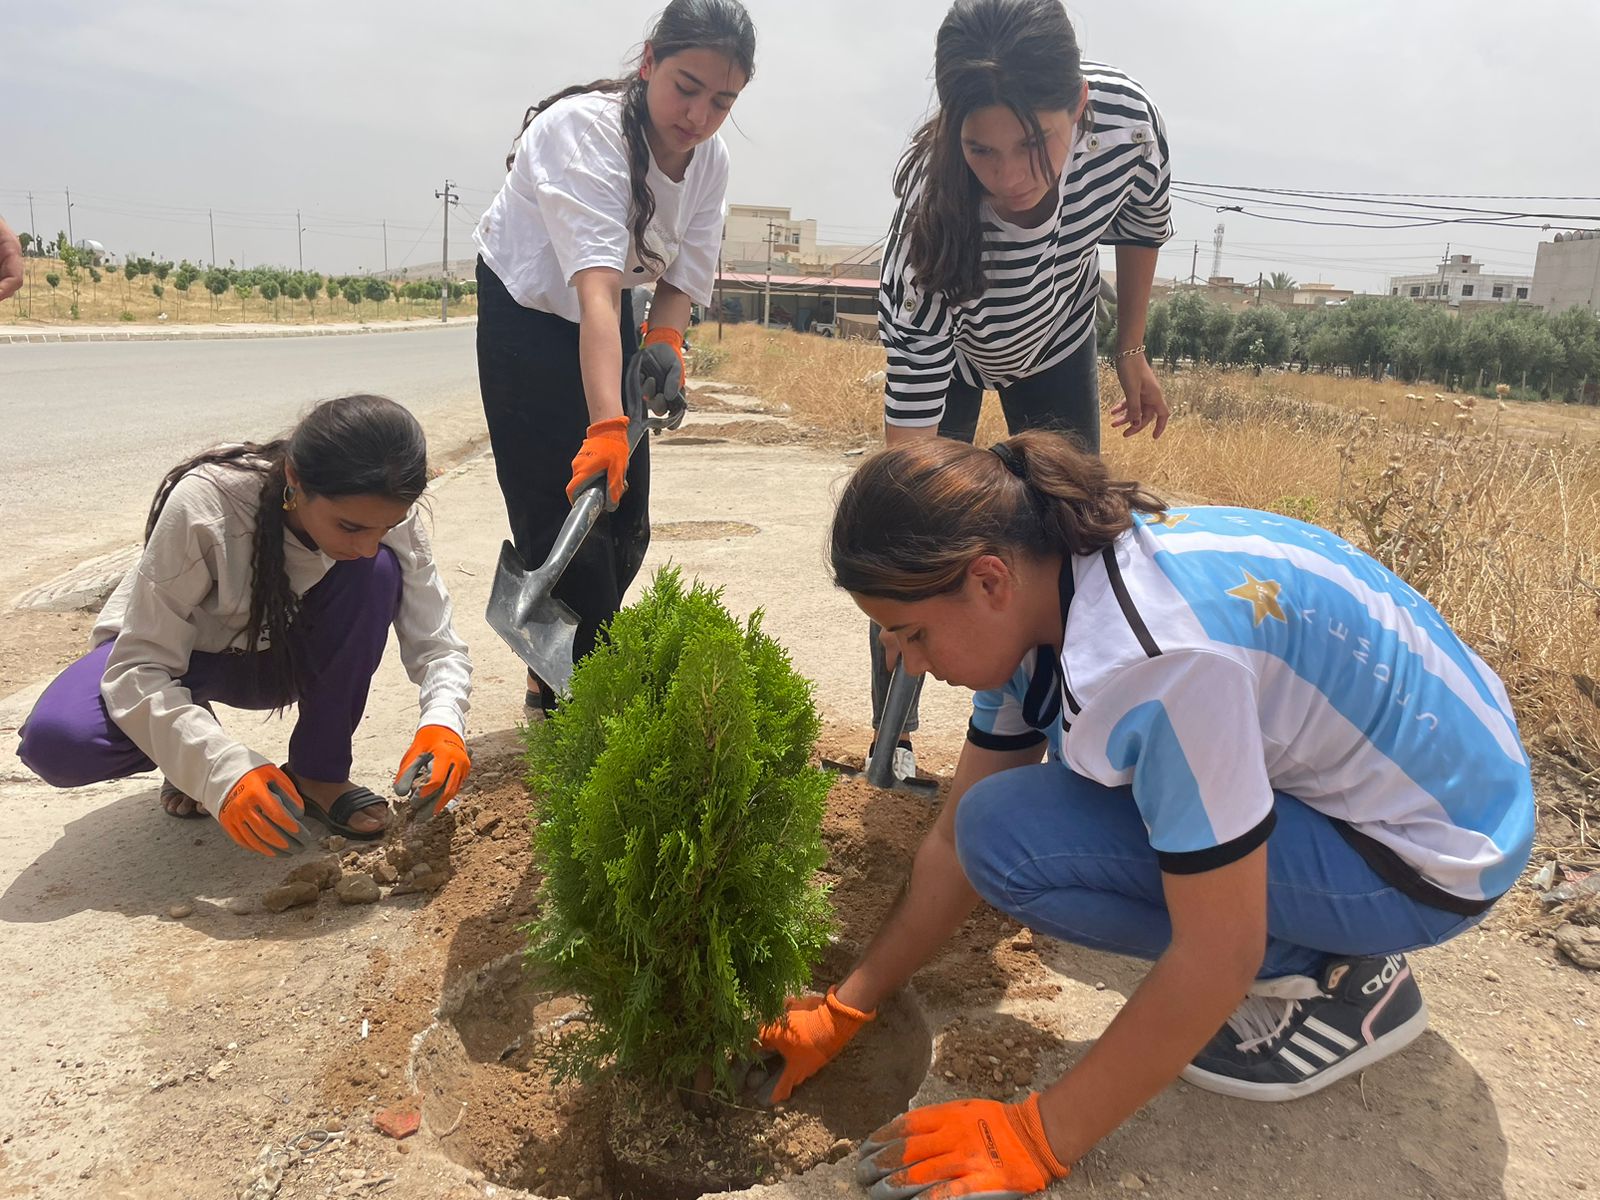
{"left": 856, "top": 1093, "right": 1070, "bottom": 1200}
{"left": 566, "top": 415, "right": 630, "bottom": 506}
{"left": 217, "top": 764, "right": 306, "bottom": 857}
{"left": 393, "top": 724, "right": 471, "bottom": 817}
{"left": 756, "top": 987, "right": 875, "bottom": 1104}
{"left": 642, "top": 324, "right": 687, "bottom": 380}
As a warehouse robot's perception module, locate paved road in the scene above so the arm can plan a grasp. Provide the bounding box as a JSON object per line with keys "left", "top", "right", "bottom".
{"left": 0, "top": 326, "right": 485, "bottom": 602}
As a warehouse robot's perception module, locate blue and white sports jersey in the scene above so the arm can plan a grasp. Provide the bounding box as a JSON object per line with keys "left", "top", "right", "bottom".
{"left": 967, "top": 507, "right": 1534, "bottom": 912}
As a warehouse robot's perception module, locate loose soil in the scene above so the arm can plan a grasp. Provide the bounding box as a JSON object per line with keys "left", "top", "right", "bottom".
{"left": 313, "top": 743, "right": 1065, "bottom": 1200}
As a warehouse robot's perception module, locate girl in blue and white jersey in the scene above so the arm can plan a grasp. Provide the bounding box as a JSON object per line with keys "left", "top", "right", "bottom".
{"left": 760, "top": 430, "right": 1533, "bottom": 1200}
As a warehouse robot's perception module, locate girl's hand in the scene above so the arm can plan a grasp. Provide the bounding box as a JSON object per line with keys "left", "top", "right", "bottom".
{"left": 394, "top": 725, "right": 471, "bottom": 817}
{"left": 856, "top": 1092, "right": 1070, "bottom": 1200}
{"left": 755, "top": 987, "right": 875, "bottom": 1104}
{"left": 1110, "top": 351, "right": 1169, "bottom": 439}
{"left": 218, "top": 764, "right": 306, "bottom": 856}
{"left": 567, "top": 416, "right": 631, "bottom": 506}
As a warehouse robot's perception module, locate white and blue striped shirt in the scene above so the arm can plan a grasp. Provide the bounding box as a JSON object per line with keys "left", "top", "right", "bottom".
{"left": 968, "top": 508, "right": 1534, "bottom": 911}
{"left": 879, "top": 63, "right": 1172, "bottom": 428}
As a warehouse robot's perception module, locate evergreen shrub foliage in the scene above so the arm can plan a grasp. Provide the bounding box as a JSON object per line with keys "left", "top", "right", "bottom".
{"left": 523, "top": 568, "right": 833, "bottom": 1096}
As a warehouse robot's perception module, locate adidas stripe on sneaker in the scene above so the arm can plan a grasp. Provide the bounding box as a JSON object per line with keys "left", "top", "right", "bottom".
{"left": 1181, "top": 953, "right": 1429, "bottom": 1102}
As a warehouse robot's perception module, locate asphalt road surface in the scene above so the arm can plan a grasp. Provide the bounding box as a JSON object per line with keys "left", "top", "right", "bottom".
{"left": 0, "top": 326, "right": 484, "bottom": 603}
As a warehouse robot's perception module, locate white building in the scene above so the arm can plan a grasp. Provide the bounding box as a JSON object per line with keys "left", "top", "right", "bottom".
{"left": 723, "top": 204, "right": 817, "bottom": 264}
{"left": 1389, "top": 253, "right": 1531, "bottom": 307}
{"left": 722, "top": 203, "right": 881, "bottom": 270}
{"left": 1531, "top": 230, "right": 1600, "bottom": 314}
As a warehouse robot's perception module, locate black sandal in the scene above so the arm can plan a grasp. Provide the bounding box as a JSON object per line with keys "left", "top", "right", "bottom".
{"left": 282, "top": 766, "right": 391, "bottom": 842}
{"left": 525, "top": 673, "right": 558, "bottom": 718}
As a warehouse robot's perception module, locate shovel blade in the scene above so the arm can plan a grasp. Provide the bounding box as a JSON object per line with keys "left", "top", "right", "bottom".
{"left": 820, "top": 756, "right": 940, "bottom": 798}
{"left": 484, "top": 540, "right": 581, "bottom": 696}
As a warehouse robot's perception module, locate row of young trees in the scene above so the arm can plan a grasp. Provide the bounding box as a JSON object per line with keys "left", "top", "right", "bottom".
{"left": 18, "top": 231, "right": 474, "bottom": 319}
{"left": 1103, "top": 289, "right": 1600, "bottom": 402}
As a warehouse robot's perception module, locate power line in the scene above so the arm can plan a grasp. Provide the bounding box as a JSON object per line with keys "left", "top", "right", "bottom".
{"left": 1171, "top": 184, "right": 1600, "bottom": 224}
{"left": 1175, "top": 182, "right": 1600, "bottom": 203}
{"left": 1168, "top": 191, "right": 1578, "bottom": 231}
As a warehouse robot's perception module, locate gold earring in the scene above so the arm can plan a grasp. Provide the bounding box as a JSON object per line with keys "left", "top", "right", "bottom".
{"left": 282, "top": 485, "right": 297, "bottom": 512}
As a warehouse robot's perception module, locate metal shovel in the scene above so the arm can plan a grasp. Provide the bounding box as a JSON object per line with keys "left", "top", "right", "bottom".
{"left": 821, "top": 663, "right": 939, "bottom": 796}
{"left": 484, "top": 366, "right": 684, "bottom": 696}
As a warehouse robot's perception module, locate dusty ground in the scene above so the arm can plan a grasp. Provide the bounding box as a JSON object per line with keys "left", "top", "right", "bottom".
{"left": 0, "top": 395, "right": 1596, "bottom": 1200}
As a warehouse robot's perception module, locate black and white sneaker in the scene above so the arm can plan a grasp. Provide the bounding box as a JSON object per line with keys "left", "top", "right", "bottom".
{"left": 1181, "top": 953, "right": 1428, "bottom": 1102}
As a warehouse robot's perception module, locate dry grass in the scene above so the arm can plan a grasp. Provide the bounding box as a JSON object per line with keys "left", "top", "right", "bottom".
{"left": 3, "top": 255, "right": 476, "bottom": 327}
{"left": 699, "top": 326, "right": 1600, "bottom": 837}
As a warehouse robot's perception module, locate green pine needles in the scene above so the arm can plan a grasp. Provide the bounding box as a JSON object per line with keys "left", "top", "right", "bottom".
{"left": 523, "top": 568, "right": 833, "bottom": 1097}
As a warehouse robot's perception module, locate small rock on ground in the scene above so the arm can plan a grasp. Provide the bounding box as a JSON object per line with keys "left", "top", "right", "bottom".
{"left": 262, "top": 880, "right": 320, "bottom": 913}
{"left": 336, "top": 873, "right": 381, "bottom": 905}
{"left": 373, "top": 1105, "right": 421, "bottom": 1139}
{"left": 167, "top": 903, "right": 194, "bottom": 920}
{"left": 283, "top": 855, "right": 342, "bottom": 891}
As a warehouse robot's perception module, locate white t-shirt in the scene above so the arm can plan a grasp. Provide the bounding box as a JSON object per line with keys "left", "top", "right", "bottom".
{"left": 92, "top": 460, "right": 473, "bottom": 817}
{"left": 474, "top": 90, "right": 729, "bottom": 323}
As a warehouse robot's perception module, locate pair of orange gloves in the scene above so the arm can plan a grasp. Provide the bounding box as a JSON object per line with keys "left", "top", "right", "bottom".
{"left": 216, "top": 726, "right": 470, "bottom": 856}
{"left": 565, "top": 326, "right": 685, "bottom": 506}
{"left": 760, "top": 990, "right": 1070, "bottom": 1200}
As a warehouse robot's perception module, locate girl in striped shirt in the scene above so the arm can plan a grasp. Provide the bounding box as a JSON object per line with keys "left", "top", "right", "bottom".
{"left": 867, "top": 0, "right": 1176, "bottom": 780}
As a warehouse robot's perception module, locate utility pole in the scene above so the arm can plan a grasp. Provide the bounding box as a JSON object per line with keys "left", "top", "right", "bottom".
{"left": 1256, "top": 273, "right": 1264, "bottom": 307}
{"left": 715, "top": 230, "right": 725, "bottom": 342}
{"left": 296, "top": 209, "right": 304, "bottom": 271}
{"left": 382, "top": 220, "right": 389, "bottom": 273}
{"left": 26, "top": 191, "right": 37, "bottom": 247}
{"left": 435, "top": 180, "right": 459, "bottom": 322}
{"left": 209, "top": 209, "right": 217, "bottom": 268}
{"left": 763, "top": 218, "right": 781, "bottom": 327}
{"left": 65, "top": 187, "right": 74, "bottom": 247}
{"left": 1189, "top": 242, "right": 1198, "bottom": 287}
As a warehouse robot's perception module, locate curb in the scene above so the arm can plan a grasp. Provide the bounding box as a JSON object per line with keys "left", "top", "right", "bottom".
{"left": 0, "top": 316, "right": 478, "bottom": 347}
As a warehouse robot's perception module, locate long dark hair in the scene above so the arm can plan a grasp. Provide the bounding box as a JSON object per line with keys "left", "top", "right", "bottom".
{"left": 144, "top": 394, "right": 429, "bottom": 692}
{"left": 831, "top": 431, "right": 1164, "bottom": 601}
{"left": 893, "top": 0, "right": 1086, "bottom": 304}
{"left": 506, "top": 0, "right": 756, "bottom": 273}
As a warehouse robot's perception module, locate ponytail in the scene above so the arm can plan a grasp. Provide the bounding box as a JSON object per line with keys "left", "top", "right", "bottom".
{"left": 831, "top": 431, "right": 1165, "bottom": 601}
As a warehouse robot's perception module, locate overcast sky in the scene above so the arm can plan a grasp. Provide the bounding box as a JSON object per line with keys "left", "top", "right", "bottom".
{"left": 6, "top": 0, "right": 1598, "bottom": 291}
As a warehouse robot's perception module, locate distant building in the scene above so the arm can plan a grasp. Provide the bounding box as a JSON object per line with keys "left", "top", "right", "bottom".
{"left": 722, "top": 203, "right": 881, "bottom": 270}
{"left": 1389, "top": 254, "right": 1532, "bottom": 308}
{"left": 1530, "top": 230, "right": 1600, "bottom": 314}
{"left": 1290, "top": 281, "right": 1355, "bottom": 306}
{"left": 724, "top": 204, "right": 816, "bottom": 263}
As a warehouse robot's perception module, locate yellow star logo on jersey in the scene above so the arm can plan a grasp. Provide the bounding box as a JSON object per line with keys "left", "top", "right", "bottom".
{"left": 1227, "top": 570, "right": 1287, "bottom": 626}
{"left": 1148, "top": 511, "right": 1190, "bottom": 529}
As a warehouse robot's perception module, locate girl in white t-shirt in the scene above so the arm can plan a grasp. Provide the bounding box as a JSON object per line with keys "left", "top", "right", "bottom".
{"left": 473, "top": 0, "right": 754, "bottom": 714}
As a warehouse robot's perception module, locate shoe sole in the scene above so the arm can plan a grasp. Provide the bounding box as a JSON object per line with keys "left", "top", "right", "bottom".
{"left": 1180, "top": 1000, "right": 1429, "bottom": 1102}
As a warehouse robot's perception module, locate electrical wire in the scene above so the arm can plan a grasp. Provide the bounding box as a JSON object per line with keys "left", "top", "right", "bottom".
{"left": 1175, "top": 182, "right": 1600, "bottom": 204}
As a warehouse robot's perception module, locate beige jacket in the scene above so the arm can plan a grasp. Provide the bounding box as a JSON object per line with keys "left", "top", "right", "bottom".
{"left": 92, "top": 461, "right": 472, "bottom": 814}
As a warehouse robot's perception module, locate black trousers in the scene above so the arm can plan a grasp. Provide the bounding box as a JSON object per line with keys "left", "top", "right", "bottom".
{"left": 869, "top": 331, "right": 1100, "bottom": 737}
{"left": 476, "top": 257, "right": 645, "bottom": 674}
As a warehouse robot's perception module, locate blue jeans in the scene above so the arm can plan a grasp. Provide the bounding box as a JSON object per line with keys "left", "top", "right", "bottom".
{"left": 954, "top": 763, "right": 1485, "bottom": 979}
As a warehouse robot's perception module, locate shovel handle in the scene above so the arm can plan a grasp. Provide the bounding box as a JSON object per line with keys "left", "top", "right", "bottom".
{"left": 867, "top": 663, "right": 923, "bottom": 789}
